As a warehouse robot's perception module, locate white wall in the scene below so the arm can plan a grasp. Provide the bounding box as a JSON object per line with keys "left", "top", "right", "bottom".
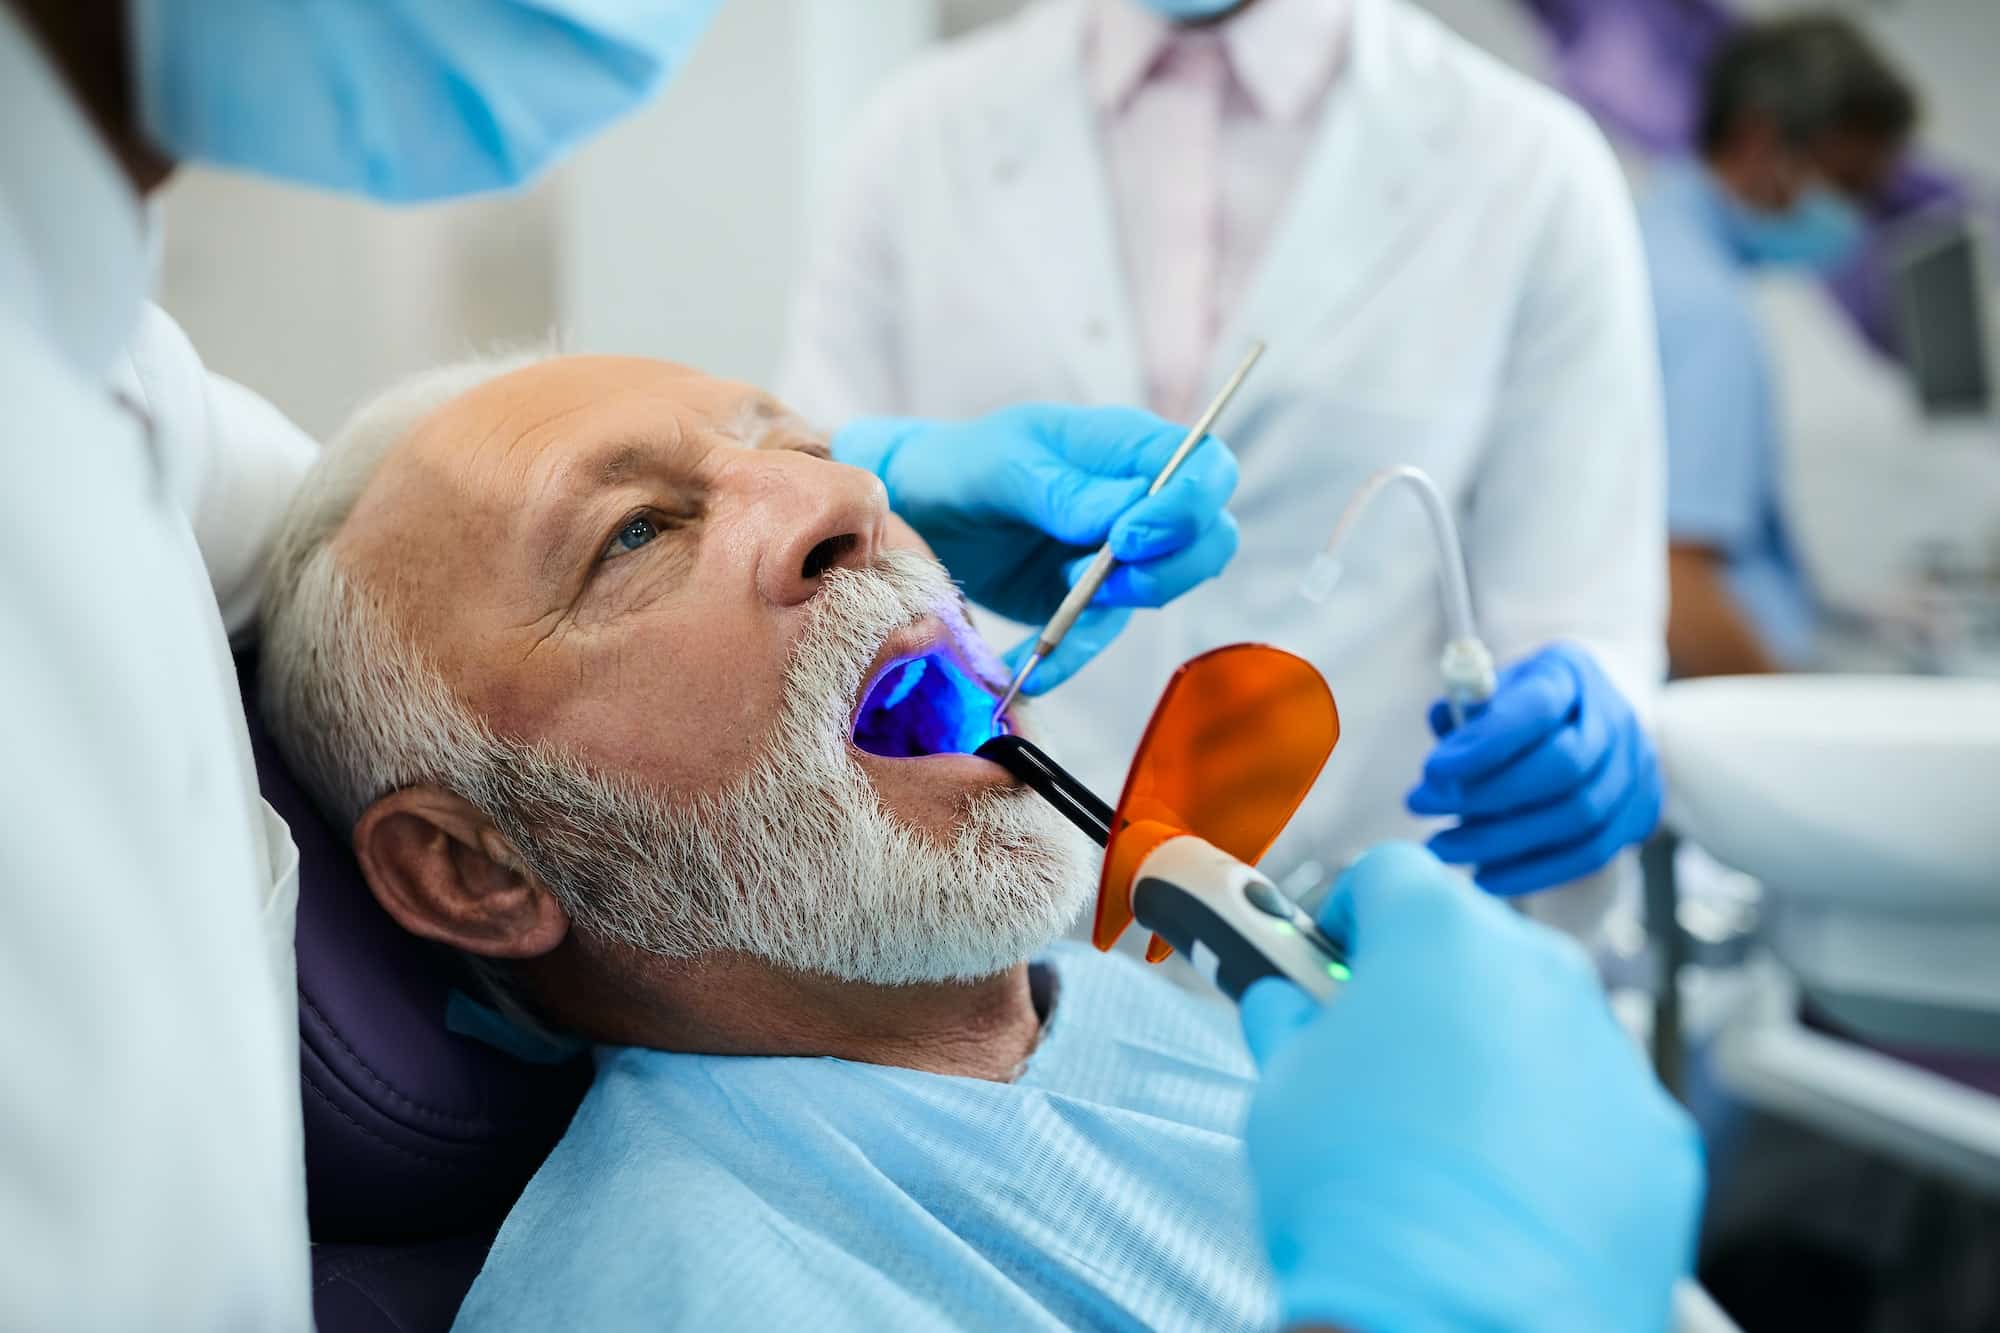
{"left": 1860, "top": 0, "right": 2000, "bottom": 187}
{"left": 155, "top": 174, "right": 555, "bottom": 439}
{"left": 157, "top": 0, "right": 934, "bottom": 438}
{"left": 556, "top": 0, "right": 934, "bottom": 384}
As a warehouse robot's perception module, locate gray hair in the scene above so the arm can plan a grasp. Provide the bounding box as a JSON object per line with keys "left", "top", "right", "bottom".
{"left": 260, "top": 344, "right": 749, "bottom": 927}
{"left": 261, "top": 353, "right": 541, "bottom": 828}
{"left": 259, "top": 351, "right": 563, "bottom": 1026}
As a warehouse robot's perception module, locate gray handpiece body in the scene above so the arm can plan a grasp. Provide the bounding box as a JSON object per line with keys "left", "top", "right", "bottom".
{"left": 1129, "top": 835, "right": 1347, "bottom": 1004}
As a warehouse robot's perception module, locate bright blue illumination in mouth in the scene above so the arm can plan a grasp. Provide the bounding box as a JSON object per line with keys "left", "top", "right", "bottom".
{"left": 852, "top": 652, "right": 1002, "bottom": 758}
{"left": 880, "top": 657, "right": 929, "bottom": 712}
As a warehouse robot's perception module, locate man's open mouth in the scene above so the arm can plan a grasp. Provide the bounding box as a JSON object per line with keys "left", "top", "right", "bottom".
{"left": 851, "top": 627, "right": 1003, "bottom": 760}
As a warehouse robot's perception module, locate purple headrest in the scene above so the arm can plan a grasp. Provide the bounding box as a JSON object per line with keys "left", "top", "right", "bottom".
{"left": 236, "top": 651, "right": 589, "bottom": 1241}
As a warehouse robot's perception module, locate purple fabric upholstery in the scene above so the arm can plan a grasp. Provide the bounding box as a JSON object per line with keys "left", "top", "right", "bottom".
{"left": 235, "top": 650, "right": 589, "bottom": 1244}
{"left": 312, "top": 1234, "right": 497, "bottom": 1333}
{"left": 1522, "top": 0, "right": 1731, "bottom": 154}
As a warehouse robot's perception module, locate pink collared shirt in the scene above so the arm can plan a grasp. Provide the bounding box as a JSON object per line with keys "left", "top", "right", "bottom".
{"left": 1087, "top": 0, "right": 1351, "bottom": 420}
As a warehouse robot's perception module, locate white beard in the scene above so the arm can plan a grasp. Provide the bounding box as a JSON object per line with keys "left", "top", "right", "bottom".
{"left": 485, "top": 549, "right": 1097, "bottom": 986}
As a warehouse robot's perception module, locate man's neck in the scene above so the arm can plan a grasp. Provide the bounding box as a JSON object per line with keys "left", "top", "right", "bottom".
{"left": 532, "top": 943, "right": 1049, "bottom": 1083}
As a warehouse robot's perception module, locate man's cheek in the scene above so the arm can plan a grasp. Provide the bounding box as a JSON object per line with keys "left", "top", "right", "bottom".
{"left": 547, "top": 637, "right": 786, "bottom": 795}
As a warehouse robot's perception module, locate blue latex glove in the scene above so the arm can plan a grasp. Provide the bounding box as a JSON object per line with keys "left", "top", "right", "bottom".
{"left": 1239, "top": 844, "right": 1703, "bottom": 1333}
{"left": 1408, "top": 641, "right": 1662, "bottom": 897}
{"left": 834, "top": 406, "right": 1239, "bottom": 693}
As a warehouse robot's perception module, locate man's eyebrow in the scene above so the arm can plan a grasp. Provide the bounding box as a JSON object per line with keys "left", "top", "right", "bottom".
{"left": 591, "top": 441, "right": 652, "bottom": 486}
{"left": 531, "top": 436, "right": 687, "bottom": 585}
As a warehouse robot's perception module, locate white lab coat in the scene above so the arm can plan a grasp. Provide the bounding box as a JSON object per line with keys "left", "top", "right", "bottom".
{"left": 782, "top": 0, "right": 1665, "bottom": 919}
{"left": 0, "top": 11, "right": 312, "bottom": 1326}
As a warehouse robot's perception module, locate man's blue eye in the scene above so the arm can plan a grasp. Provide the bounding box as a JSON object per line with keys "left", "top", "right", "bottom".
{"left": 607, "top": 515, "right": 660, "bottom": 558}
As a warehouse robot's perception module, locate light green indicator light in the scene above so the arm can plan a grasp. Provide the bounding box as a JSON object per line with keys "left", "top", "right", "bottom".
{"left": 1325, "top": 961, "right": 1352, "bottom": 982}
{"left": 1270, "top": 921, "right": 1297, "bottom": 937}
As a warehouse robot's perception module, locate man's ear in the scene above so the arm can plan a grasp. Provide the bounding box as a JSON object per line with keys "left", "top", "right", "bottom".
{"left": 353, "top": 786, "right": 569, "bottom": 960}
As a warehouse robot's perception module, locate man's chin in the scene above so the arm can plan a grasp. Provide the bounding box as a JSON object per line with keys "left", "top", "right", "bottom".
{"left": 790, "top": 790, "right": 1096, "bottom": 989}
{"left": 812, "top": 918, "right": 1070, "bottom": 990}
{"left": 821, "top": 947, "right": 1043, "bottom": 991}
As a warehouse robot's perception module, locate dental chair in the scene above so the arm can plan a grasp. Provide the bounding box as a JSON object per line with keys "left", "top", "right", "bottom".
{"left": 236, "top": 651, "right": 591, "bottom": 1333}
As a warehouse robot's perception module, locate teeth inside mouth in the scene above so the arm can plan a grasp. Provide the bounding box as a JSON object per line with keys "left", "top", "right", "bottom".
{"left": 852, "top": 652, "right": 1001, "bottom": 759}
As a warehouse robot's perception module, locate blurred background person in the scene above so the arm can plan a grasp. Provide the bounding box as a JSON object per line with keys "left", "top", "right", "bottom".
{"left": 1641, "top": 14, "right": 1919, "bottom": 678}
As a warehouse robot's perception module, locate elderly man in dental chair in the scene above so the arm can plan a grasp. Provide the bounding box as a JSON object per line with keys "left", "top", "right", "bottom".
{"left": 261, "top": 353, "right": 1698, "bottom": 1333}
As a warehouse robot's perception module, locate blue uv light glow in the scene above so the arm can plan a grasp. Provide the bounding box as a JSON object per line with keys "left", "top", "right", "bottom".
{"left": 851, "top": 651, "right": 1003, "bottom": 758}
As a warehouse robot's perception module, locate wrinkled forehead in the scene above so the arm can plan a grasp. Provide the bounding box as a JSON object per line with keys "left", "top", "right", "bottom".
{"left": 332, "top": 355, "right": 802, "bottom": 601}
{"left": 367, "top": 355, "right": 792, "bottom": 522}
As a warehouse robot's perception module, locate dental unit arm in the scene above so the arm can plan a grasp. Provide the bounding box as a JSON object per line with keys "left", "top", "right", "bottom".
{"left": 1303, "top": 465, "right": 1495, "bottom": 726}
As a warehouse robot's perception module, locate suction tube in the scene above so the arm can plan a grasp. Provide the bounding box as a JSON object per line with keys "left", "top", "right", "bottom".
{"left": 1303, "top": 465, "right": 1496, "bottom": 725}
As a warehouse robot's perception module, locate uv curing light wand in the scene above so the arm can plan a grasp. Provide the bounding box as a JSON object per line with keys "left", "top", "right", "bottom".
{"left": 975, "top": 734, "right": 1348, "bottom": 1005}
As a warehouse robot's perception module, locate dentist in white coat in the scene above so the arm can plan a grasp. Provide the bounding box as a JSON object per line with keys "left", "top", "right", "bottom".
{"left": 783, "top": 0, "right": 1671, "bottom": 924}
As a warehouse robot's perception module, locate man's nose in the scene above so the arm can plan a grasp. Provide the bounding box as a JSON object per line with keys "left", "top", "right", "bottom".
{"left": 744, "top": 452, "right": 892, "bottom": 607}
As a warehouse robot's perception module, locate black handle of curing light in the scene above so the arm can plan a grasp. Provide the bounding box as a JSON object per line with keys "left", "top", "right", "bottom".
{"left": 975, "top": 735, "right": 1112, "bottom": 848}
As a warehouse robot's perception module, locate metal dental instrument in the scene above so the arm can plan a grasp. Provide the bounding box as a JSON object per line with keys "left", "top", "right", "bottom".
{"left": 988, "top": 339, "right": 1267, "bottom": 730}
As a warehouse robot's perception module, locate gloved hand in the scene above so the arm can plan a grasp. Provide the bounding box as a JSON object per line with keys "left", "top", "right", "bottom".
{"left": 1407, "top": 641, "right": 1662, "bottom": 896}
{"left": 1239, "top": 843, "right": 1703, "bottom": 1333}
{"left": 833, "top": 406, "right": 1239, "bottom": 693}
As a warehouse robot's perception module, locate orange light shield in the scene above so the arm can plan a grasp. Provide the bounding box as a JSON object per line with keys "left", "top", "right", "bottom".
{"left": 1095, "top": 643, "right": 1340, "bottom": 960}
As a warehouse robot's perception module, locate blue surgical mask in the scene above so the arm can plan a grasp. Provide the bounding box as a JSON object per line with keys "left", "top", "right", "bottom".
{"left": 1131, "top": 0, "right": 1246, "bottom": 20}
{"left": 131, "top": 1, "right": 721, "bottom": 203}
{"left": 1719, "top": 186, "right": 1866, "bottom": 272}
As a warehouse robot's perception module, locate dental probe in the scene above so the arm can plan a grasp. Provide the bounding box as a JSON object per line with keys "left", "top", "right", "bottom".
{"left": 989, "top": 340, "right": 1267, "bottom": 730}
